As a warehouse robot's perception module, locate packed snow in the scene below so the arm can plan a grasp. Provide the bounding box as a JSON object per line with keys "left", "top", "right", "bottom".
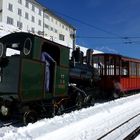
{"left": 0, "top": 94, "right": 140, "bottom": 140}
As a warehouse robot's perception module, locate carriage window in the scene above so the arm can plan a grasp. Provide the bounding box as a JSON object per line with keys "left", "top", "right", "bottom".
{"left": 137, "top": 64, "right": 140, "bottom": 76}
{"left": 106, "top": 56, "right": 115, "bottom": 75}
{"left": 130, "top": 62, "right": 136, "bottom": 76}
{"left": 6, "top": 48, "right": 20, "bottom": 56}
{"left": 122, "top": 61, "right": 129, "bottom": 76}
{"left": 93, "top": 56, "right": 104, "bottom": 75}
{"left": 116, "top": 58, "right": 120, "bottom": 75}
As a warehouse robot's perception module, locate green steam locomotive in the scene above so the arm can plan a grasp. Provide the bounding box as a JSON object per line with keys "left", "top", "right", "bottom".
{"left": 0, "top": 32, "right": 96, "bottom": 124}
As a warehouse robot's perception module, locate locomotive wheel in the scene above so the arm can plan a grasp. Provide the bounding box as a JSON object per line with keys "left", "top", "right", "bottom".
{"left": 57, "top": 104, "right": 64, "bottom": 115}
{"left": 0, "top": 104, "right": 12, "bottom": 119}
{"left": 76, "top": 94, "right": 84, "bottom": 109}
{"left": 84, "top": 95, "right": 95, "bottom": 107}
{"left": 89, "top": 97, "right": 95, "bottom": 106}
{"left": 1, "top": 105, "right": 10, "bottom": 117}
{"left": 23, "top": 110, "right": 37, "bottom": 125}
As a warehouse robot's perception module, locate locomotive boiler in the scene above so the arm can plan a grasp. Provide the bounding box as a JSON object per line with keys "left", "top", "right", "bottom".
{"left": 69, "top": 48, "right": 100, "bottom": 87}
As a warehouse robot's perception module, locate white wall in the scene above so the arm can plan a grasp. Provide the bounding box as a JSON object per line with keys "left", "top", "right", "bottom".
{"left": 0, "top": 0, "right": 2, "bottom": 10}
{"left": 0, "top": 12, "right": 1, "bottom": 22}
{"left": 1, "top": 0, "right": 75, "bottom": 48}
{"left": 0, "top": 0, "right": 3, "bottom": 22}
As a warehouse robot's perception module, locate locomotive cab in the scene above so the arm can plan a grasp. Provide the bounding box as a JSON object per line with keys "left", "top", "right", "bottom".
{"left": 0, "top": 32, "right": 70, "bottom": 103}
{"left": 0, "top": 33, "right": 34, "bottom": 97}
{"left": 0, "top": 32, "right": 70, "bottom": 122}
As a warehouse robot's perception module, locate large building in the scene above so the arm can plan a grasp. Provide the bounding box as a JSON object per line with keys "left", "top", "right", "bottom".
{"left": 0, "top": 0, "right": 76, "bottom": 48}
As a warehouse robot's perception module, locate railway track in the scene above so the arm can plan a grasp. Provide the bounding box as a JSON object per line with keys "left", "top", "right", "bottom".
{"left": 123, "top": 126, "right": 140, "bottom": 140}
{"left": 97, "top": 113, "right": 140, "bottom": 140}
{"left": 0, "top": 119, "right": 23, "bottom": 128}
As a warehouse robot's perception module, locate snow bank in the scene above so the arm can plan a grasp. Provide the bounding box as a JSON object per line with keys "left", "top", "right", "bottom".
{"left": 0, "top": 22, "right": 21, "bottom": 38}
{"left": 0, "top": 94, "right": 140, "bottom": 140}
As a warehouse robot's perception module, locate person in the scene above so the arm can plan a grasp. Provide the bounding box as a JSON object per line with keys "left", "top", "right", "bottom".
{"left": 41, "top": 52, "right": 55, "bottom": 92}
{"left": 113, "top": 80, "right": 124, "bottom": 97}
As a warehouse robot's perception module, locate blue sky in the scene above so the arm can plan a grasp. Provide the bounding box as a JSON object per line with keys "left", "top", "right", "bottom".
{"left": 38, "top": 0, "right": 140, "bottom": 58}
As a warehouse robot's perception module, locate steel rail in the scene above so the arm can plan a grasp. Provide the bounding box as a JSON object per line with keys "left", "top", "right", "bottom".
{"left": 123, "top": 126, "right": 140, "bottom": 140}
{"left": 97, "top": 113, "right": 140, "bottom": 140}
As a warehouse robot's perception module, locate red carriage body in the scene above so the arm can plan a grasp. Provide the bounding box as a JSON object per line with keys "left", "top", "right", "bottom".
{"left": 92, "top": 53, "right": 140, "bottom": 95}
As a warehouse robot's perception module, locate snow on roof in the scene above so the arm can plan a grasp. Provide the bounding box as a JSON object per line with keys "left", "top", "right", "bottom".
{"left": 76, "top": 45, "right": 104, "bottom": 56}
{"left": 0, "top": 22, "right": 21, "bottom": 38}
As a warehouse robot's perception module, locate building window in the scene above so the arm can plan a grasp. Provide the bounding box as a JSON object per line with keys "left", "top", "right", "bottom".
{"left": 50, "top": 36, "right": 53, "bottom": 41}
{"left": 38, "top": 20, "right": 41, "bottom": 26}
{"left": 55, "top": 21, "right": 57, "bottom": 25}
{"left": 31, "top": 16, "right": 35, "bottom": 22}
{"left": 44, "top": 24, "right": 49, "bottom": 29}
{"left": 59, "top": 34, "right": 65, "bottom": 41}
{"left": 17, "top": 21, "right": 22, "bottom": 29}
{"left": 38, "top": 31, "right": 43, "bottom": 35}
{"left": 38, "top": 9, "right": 42, "bottom": 16}
{"left": 54, "top": 29, "right": 57, "bottom": 33}
{"left": 31, "top": 27, "right": 35, "bottom": 33}
{"left": 7, "top": 16, "right": 13, "bottom": 25}
{"left": 50, "top": 27, "right": 53, "bottom": 31}
{"left": 51, "top": 17, "right": 53, "bottom": 22}
{"left": 25, "top": 12, "right": 29, "bottom": 19}
{"left": 8, "top": 3, "right": 13, "bottom": 12}
{"left": 44, "top": 13, "right": 50, "bottom": 20}
{"left": 18, "top": 8, "right": 22, "bottom": 16}
{"left": 18, "top": 0, "right": 22, "bottom": 4}
{"left": 25, "top": 0, "right": 29, "bottom": 8}
{"left": 62, "top": 25, "right": 64, "bottom": 29}
{"left": 32, "top": 4, "right": 35, "bottom": 12}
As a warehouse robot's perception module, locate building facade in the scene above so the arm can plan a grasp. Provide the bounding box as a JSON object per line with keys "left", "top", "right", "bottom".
{"left": 0, "top": 0, "right": 76, "bottom": 48}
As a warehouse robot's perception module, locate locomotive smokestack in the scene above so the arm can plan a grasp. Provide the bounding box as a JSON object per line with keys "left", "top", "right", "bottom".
{"left": 86, "top": 49, "right": 93, "bottom": 65}
{"left": 72, "top": 47, "right": 83, "bottom": 64}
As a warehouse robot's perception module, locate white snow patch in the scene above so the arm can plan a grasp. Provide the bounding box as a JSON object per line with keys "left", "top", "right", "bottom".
{"left": 0, "top": 94, "right": 140, "bottom": 139}
{"left": 0, "top": 22, "right": 21, "bottom": 38}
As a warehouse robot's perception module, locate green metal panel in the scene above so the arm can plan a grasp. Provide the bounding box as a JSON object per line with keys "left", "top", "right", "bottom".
{"left": 20, "top": 59, "right": 45, "bottom": 101}
{"left": 55, "top": 66, "right": 69, "bottom": 96}
{"left": 32, "top": 37, "right": 42, "bottom": 60}
{"left": 60, "top": 47, "right": 69, "bottom": 67}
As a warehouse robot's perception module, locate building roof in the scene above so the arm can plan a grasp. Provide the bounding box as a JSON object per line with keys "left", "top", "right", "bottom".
{"left": 31, "top": 0, "right": 75, "bottom": 30}
{"left": 93, "top": 53, "right": 140, "bottom": 63}
{"left": 44, "top": 8, "right": 76, "bottom": 30}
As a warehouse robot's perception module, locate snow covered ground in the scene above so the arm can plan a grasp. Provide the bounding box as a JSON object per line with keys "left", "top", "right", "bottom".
{"left": 0, "top": 94, "right": 140, "bottom": 140}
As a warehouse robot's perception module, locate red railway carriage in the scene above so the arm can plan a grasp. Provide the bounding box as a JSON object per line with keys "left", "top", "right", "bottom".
{"left": 92, "top": 53, "right": 140, "bottom": 97}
